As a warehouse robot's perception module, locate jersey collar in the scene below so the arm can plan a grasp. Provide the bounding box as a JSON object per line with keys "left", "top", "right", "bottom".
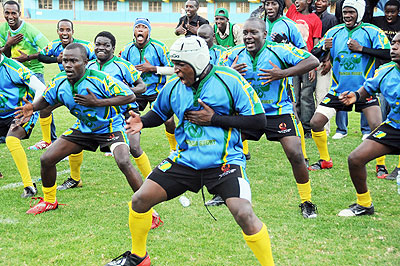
{"left": 69, "top": 69, "right": 90, "bottom": 94}
{"left": 96, "top": 55, "right": 116, "bottom": 70}
{"left": 346, "top": 22, "right": 363, "bottom": 36}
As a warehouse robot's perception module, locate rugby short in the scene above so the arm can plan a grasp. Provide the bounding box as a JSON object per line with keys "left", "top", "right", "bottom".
{"left": 60, "top": 128, "right": 129, "bottom": 153}
{"left": 367, "top": 123, "right": 400, "bottom": 155}
{"left": 148, "top": 158, "right": 252, "bottom": 203}
{"left": 136, "top": 93, "right": 158, "bottom": 111}
{"left": 123, "top": 107, "right": 140, "bottom": 120}
{"left": 0, "top": 113, "right": 38, "bottom": 139}
{"left": 316, "top": 94, "right": 379, "bottom": 120}
{"left": 242, "top": 114, "right": 299, "bottom": 141}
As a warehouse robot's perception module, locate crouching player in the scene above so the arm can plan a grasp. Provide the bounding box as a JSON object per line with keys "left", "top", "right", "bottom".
{"left": 15, "top": 43, "right": 144, "bottom": 214}
{"left": 338, "top": 32, "right": 400, "bottom": 216}
{"left": 105, "top": 36, "right": 274, "bottom": 266}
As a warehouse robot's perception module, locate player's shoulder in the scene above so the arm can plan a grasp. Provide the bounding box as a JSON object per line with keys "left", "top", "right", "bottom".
{"left": 327, "top": 24, "right": 346, "bottom": 35}
{"left": 113, "top": 56, "right": 133, "bottom": 66}
{"left": 50, "top": 71, "right": 68, "bottom": 84}
{"left": 87, "top": 59, "right": 97, "bottom": 68}
{"left": 121, "top": 41, "right": 135, "bottom": 52}
{"left": 150, "top": 38, "right": 168, "bottom": 49}
{"left": 74, "top": 39, "right": 92, "bottom": 46}
{"left": 2, "top": 57, "right": 30, "bottom": 72}
{"left": 212, "top": 44, "right": 228, "bottom": 53}
{"left": 280, "top": 16, "right": 297, "bottom": 26}
{"left": 227, "top": 44, "right": 246, "bottom": 56}
{"left": 213, "top": 65, "right": 245, "bottom": 82}
{"left": 376, "top": 61, "right": 397, "bottom": 75}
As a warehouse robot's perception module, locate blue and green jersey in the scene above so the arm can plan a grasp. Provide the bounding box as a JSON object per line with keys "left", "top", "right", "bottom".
{"left": 364, "top": 62, "right": 400, "bottom": 129}
{"left": 225, "top": 42, "right": 310, "bottom": 116}
{"left": 266, "top": 16, "right": 307, "bottom": 49}
{"left": 119, "top": 38, "right": 172, "bottom": 96}
{"left": 315, "top": 23, "right": 390, "bottom": 96}
{"left": 152, "top": 65, "right": 264, "bottom": 170}
{"left": 43, "top": 69, "right": 133, "bottom": 134}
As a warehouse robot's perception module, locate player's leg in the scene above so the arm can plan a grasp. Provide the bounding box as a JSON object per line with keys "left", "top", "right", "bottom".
{"left": 57, "top": 151, "right": 84, "bottom": 191}
{"left": 129, "top": 132, "right": 152, "bottom": 178}
{"left": 338, "top": 139, "right": 392, "bottom": 216}
{"left": 164, "top": 116, "right": 177, "bottom": 151}
{"left": 105, "top": 161, "right": 189, "bottom": 266}
{"left": 6, "top": 123, "right": 35, "bottom": 197}
{"left": 362, "top": 105, "right": 388, "bottom": 178}
{"left": 309, "top": 105, "right": 335, "bottom": 170}
{"left": 26, "top": 138, "right": 83, "bottom": 214}
{"left": 112, "top": 142, "right": 144, "bottom": 192}
{"left": 280, "top": 136, "right": 317, "bottom": 218}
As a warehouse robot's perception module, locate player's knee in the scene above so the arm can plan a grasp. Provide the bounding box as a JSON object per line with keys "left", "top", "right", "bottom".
{"left": 131, "top": 192, "right": 151, "bottom": 213}
{"left": 348, "top": 151, "right": 362, "bottom": 168}
{"left": 115, "top": 155, "right": 132, "bottom": 170}
{"left": 287, "top": 149, "right": 304, "bottom": 165}
{"left": 40, "top": 152, "right": 55, "bottom": 168}
{"left": 310, "top": 117, "right": 320, "bottom": 131}
{"left": 130, "top": 143, "right": 143, "bottom": 158}
{"left": 233, "top": 204, "right": 256, "bottom": 227}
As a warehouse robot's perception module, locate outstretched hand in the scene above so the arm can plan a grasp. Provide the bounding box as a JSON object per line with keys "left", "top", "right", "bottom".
{"left": 339, "top": 91, "right": 356, "bottom": 106}
{"left": 184, "top": 99, "right": 215, "bottom": 126}
{"left": 13, "top": 50, "right": 29, "bottom": 63}
{"left": 125, "top": 110, "right": 143, "bottom": 134}
{"left": 74, "top": 88, "right": 99, "bottom": 106}
{"left": 258, "top": 60, "right": 286, "bottom": 83}
{"left": 13, "top": 97, "right": 33, "bottom": 128}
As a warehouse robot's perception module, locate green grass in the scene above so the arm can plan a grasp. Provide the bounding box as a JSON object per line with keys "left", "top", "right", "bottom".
{"left": 0, "top": 21, "right": 400, "bottom": 266}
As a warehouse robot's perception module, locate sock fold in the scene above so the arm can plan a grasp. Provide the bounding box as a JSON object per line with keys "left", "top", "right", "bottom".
{"left": 129, "top": 202, "right": 153, "bottom": 257}
{"left": 243, "top": 223, "right": 274, "bottom": 266}
{"left": 134, "top": 151, "right": 152, "bottom": 178}
{"left": 6, "top": 136, "right": 33, "bottom": 187}
{"left": 43, "top": 184, "right": 57, "bottom": 203}
{"left": 357, "top": 191, "right": 372, "bottom": 208}
{"left": 296, "top": 180, "right": 312, "bottom": 203}
{"left": 39, "top": 115, "right": 53, "bottom": 144}
{"left": 312, "top": 129, "right": 330, "bottom": 161}
{"left": 69, "top": 151, "right": 83, "bottom": 182}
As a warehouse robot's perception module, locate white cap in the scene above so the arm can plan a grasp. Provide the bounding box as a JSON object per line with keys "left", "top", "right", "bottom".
{"left": 170, "top": 36, "right": 209, "bottom": 81}
{"left": 343, "top": 0, "right": 365, "bottom": 24}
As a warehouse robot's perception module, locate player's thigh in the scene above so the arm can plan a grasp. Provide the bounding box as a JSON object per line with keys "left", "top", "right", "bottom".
{"left": 131, "top": 178, "right": 169, "bottom": 213}
{"left": 42, "top": 137, "right": 83, "bottom": 165}
{"left": 361, "top": 105, "right": 382, "bottom": 130}
{"left": 349, "top": 139, "right": 392, "bottom": 165}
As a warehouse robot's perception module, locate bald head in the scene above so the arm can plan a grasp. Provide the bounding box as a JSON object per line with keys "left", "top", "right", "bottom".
{"left": 65, "top": 43, "right": 88, "bottom": 60}
{"left": 244, "top": 17, "right": 267, "bottom": 33}
{"left": 197, "top": 24, "right": 214, "bottom": 49}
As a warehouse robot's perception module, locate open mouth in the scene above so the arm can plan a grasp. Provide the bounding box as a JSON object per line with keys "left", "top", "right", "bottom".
{"left": 61, "top": 36, "right": 70, "bottom": 43}
{"left": 136, "top": 34, "right": 145, "bottom": 42}
{"left": 245, "top": 41, "right": 255, "bottom": 49}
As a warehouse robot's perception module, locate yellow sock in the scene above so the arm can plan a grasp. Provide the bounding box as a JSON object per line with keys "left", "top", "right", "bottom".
{"left": 356, "top": 191, "right": 372, "bottom": 208}
{"left": 243, "top": 140, "right": 249, "bottom": 155}
{"left": 134, "top": 151, "right": 152, "bottom": 178}
{"left": 397, "top": 156, "right": 400, "bottom": 168}
{"left": 165, "top": 130, "right": 177, "bottom": 151}
{"left": 298, "top": 122, "right": 308, "bottom": 159}
{"left": 43, "top": 184, "right": 57, "bottom": 203}
{"left": 69, "top": 151, "right": 83, "bottom": 182}
{"left": 296, "top": 180, "right": 312, "bottom": 203}
{"left": 243, "top": 223, "right": 274, "bottom": 266}
{"left": 39, "top": 115, "right": 53, "bottom": 143}
{"left": 312, "top": 129, "right": 330, "bottom": 161}
{"left": 129, "top": 203, "right": 152, "bottom": 257}
{"left": 375, "top": 155, "right": 385, "bottom": 166}
{"left": 6, "top": 136, "right": 33, "bottom": 188}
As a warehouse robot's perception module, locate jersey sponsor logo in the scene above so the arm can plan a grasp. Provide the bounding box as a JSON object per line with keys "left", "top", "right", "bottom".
{"left": 219, "top": 164, "right": 237, "bottom": 178}
{"left": 247, "top": 77, "right": 271, "bottom": 99}
{"left": 107, "top": 133, "right": 120, "bottom": 142}
{"left": 70, "top": 108, "right": 98, "bottom": 128}
{"left": 278, "top": 122, "right": 291, "bottom": 133}
{"left": 373, "top": 130, "right": 386, "bottom": 139}
{"left": 334, "top": 51, "right": 362, "bottom": 71}
{"left": 185, "top": 123, "right": 204, "bottom": 138}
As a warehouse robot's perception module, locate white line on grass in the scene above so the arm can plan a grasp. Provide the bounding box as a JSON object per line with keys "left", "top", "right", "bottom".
{"left": 0, "top": 217, "right": 18, "bottom": 224}
{"left": 0, "top": 169, "right": 71, "bottom": 191}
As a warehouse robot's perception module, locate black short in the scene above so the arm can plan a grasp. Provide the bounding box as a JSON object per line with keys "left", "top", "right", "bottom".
{"left": 320, "top": 94, "right": 379, "bottom": 112}
{"left": 148, "top": 159, "right": 251, "bottom": 202}
{"left": 0, "top": 114, "right": 37, "bottom": 139}
{"left": 367, "top": 123, "right": 400, "bottom": 154}
{"left": 242, "top": 114, "right": 299, "bottom": 141}
{"left": 136, "top": 93, "right": 158, "bottom": 111}
{"left": 60, "top": 128, "right": 129, "bottom": 152}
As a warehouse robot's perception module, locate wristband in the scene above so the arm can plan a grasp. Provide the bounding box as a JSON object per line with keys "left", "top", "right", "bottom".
{"left": 354, "top": 91, "right": 360, "bottom": 102}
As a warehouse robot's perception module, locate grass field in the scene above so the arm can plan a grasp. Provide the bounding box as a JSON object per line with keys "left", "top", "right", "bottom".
{"left": 0, "top": 20, "right": 399, "bottom": 266}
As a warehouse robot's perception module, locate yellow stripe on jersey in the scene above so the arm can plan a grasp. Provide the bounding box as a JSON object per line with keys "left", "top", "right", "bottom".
{"left": 364, "top": 58, "right": 376, "bottom": 78}
{"left": 276, "top": 79, "right": 286, "bottom": 115}
{"left": 268, "top": 44, "right": 307, "bottom": 60}
{"left": 222, "top": 128, "right": 233, "bottom": 164}
{"left": 215, "top": 70, "right": 255, "bottom": 115}
{"left": 363, "top": 26, "right": 388, "bottom": 48}
{"left": 152, "top": 41, "right": 172, "bottom": 66}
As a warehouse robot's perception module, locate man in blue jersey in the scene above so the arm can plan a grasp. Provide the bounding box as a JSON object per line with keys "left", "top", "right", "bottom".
{"left": 197, "top": 24, "right": 227, "bottom": 66}
{"left": 0, "top": 54, "right": 46, "bottom": 198}
{"left": 119, "top": 18, "right": 177, "bottom": 152}
{"left": 28, "top": 19, "right": 96, "bottom": 151}
{"left": 264, "top": 0, "right": 306, "bottom": 49}
{"left": 337, "top": 32, "right": 400, "bottom": 216}
{"left": 15, "top": 43, "right": 143, "bottom": 215}
{"left": 309, "top": 0, "right": 390, "bottom": 171}
{"left": 105, "top": 36, "right": 274, "bottom": 266}
{"left": 225, "top": 17, "right": 320, "bottom": 218}
{"left": 87, "top": 31, "right": 163, "bottom": 229}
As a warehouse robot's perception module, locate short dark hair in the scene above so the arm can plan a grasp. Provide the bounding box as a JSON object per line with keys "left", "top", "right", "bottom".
{"left": 57, "top": 19, "right": 74, "bottom": 30}
{"left": 385, "top": 0, "right": 400, "bottom": 9}
{"left": 95, "top": 31, "right": 116, "bottom": 48}
{"left": 3, "top": 1, "right": 20, "bottom": 12}
{"left": 246, "top": 17, "right": 266, "bottom": 32}
{"left": 186, "top": 0, "right": 199, "bottom": 8}
{"left": 65, "top": 43, "right": 88, "bottom": 60}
